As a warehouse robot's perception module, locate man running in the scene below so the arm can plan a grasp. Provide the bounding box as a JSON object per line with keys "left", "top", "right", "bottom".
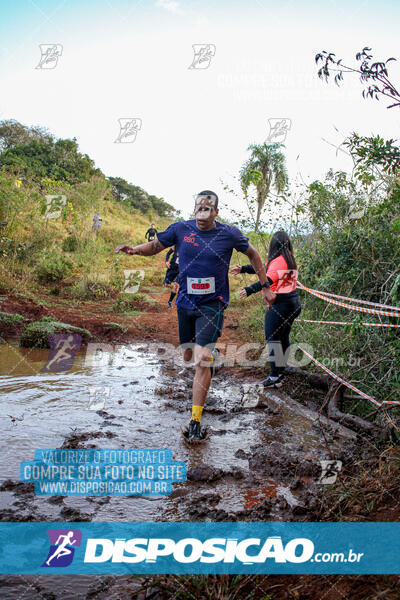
{"left": 164, "top": 245, "right": 179, "bottom": 308}
{"left": 145, "top": 223, "right": 157, "bottom": 242}
{"left": 116, "top": 190, "right": 275, "bottom": 440}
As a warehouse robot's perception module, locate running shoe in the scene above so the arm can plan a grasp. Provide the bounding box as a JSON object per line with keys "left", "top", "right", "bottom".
{"left": 262, "top": 374, "right": 285, "bottom": 388}
{"left": 168, "top": 301, "right": 173, "bottom": 308}
{"left": 187, "top": 419, "right": 202, "bottom": 440}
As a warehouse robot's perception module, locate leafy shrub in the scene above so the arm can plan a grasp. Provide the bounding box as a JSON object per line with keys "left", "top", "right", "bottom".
{"left": 111, "top": 292, "right": 159, "bottom": 313}
{"left": 111, "top": 295, "right": 141, "bottom": 314}
{"left": 0, "top": 237, "right": 32, "bottom": 260}
{"left": 68, "top": 279, "right": 112, "bottom": 300}
{"left": 38, "top": 316, "right": 58, "bottom": 323}
{"left": 36, "top": 250, "right": 74, "bottom": 283}
{"left": 20, "top": 318, "right": 91, "bottom": 348}
{"left": 0, "top": 311, "right": 27, "bottom": 336}
{"left": 103, "top": 322, "right": 127, "bottom": 334}
{"left": 62, "top": 236, "right": 78, "bottom": 252}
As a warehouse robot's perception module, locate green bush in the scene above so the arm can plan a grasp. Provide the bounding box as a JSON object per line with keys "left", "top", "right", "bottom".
{"left": 68, "top": 279, "right": 113, "bottom": 300}
{"left": 103, "top": 321, "right": 127, "bottom": 333}
{"left": 62, "top": 236, "right": 78, "bottom": 252}
{"left": 20, "top": 318, "right": 91, "bottom": 348}
{"left": 111, "top": 292, "right": 159, "bottom": 314}
{"left": 38, "top": 316, "right": 58, "bottom": 323}
{"left": 0, "top": 311, "right": 27, "bottom": 335}
{"left": 111, "top": 295, "right": 141, "bottom": 314}
{"left": 36, "top": 250, "right": 74, "bottom": 283}
{"left": 294, "top": 173, "right": 400, "bottom": 410}
{"left": 0, "top": 237, "right": 32, "bottom": 260}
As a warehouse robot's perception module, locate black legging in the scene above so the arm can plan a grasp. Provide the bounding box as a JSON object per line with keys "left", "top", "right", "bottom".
{"left": 264, "top": 292, "right": 302, "bottom": 376}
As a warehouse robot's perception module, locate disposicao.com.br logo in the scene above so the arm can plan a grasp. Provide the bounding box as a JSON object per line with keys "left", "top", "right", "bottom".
{"left": 81, "top": 536, "right": 362, "bottom": 565}
{"left": 37, "top": 528, "right": 365, "bottom": 573}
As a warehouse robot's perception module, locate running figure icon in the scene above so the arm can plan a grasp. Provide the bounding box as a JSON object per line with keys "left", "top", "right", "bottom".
{"left": 42, "top": 528, "right": 82, "bottom": 568}
{"left": 41, "top": 333, "right": 82, "bottom": 373}
{"left": 46, "top": 531, "right": 77, "bottom": 566}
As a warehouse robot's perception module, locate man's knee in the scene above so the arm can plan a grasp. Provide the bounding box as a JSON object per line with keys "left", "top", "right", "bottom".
{"left": 194, "top": 346, "right": 212, "bottom": 369}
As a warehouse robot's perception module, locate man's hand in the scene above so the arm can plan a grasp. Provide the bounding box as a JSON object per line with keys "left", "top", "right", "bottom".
{"left": 115, "top": 244, "right": 137, "bottom": 255}
{"left": 116, "top": 239, "right": 165, "bottom": 257}
{"left": 262, "top": 287, "right": 276, "bottom": 309}
{"left": 165, "top": 261, "right": 171, "bottom": 269}
{"left": 238, "top": 287, "right": 248, "bottom": 299}
{"left": 230, "top": 264, "right": 242, "bottom": 275}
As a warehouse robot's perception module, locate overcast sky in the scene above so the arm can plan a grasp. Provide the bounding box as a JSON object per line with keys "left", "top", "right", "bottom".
{"left": 1, "top": 0, "right": 400, "bottom": 219}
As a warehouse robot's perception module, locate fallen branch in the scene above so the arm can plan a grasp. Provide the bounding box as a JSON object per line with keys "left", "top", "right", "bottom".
{"left": 287, "top": 366, "right": 390, "bottom": 439}
{"left": 285, "top": 365, "right": 331, "bottom": 389}
{"left": 327, "top": 385, "right": 388, "bottom": 438}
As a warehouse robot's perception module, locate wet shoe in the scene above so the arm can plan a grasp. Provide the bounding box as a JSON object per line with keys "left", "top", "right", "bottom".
{"left": 168, "top": 301, "right": 173, "bottom": 308}
{"left": 262, "top": 374, "right": 285, "bottom": 388}
{"left": 187, "top": 419, "right": 202, "bottom": 440}
{"left": 283, "top": 366, "right": 297, "bottom": 375}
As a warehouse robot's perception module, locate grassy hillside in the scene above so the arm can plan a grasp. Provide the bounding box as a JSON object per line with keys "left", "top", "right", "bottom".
{"left": 0, "top": 173, "right": 172, "bottom": 305}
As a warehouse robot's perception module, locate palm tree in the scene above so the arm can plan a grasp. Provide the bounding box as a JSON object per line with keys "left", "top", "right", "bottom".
{"left": 240, "top": 142, "right": 288, "bottom": 232}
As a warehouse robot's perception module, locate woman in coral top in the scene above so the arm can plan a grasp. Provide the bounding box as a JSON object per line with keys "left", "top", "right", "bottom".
{"left": 230, "top": 230, "right": 302, "bottom": 388}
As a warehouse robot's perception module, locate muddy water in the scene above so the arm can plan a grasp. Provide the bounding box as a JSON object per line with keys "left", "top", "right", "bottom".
{"left": 0, "top": 339, "right": 356, "bottom": 598}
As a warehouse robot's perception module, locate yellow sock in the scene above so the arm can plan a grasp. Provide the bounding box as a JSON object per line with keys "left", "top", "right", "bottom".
{"left": 191, "top": 405, "right": 204, "bottom": 423}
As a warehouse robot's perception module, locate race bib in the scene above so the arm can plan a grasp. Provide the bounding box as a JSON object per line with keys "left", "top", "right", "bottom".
{"left": 187, "top": 277, "right": 215, "bottom": 295}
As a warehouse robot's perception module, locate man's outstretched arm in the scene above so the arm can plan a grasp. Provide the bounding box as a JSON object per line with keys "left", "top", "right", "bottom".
{"left": 115, "top": 239, "right": 166, "bottom": 256}
{"left": 242, "top": 244, "right": 276, "bottom": 307}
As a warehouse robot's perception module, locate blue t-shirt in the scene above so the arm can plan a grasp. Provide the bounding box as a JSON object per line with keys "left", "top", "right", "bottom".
{"left": 157, "top": 220, "right": 249, "bottom": 309}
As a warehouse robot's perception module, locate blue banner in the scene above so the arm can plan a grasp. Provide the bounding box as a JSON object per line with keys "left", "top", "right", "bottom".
{"left": 0, "top": 522, "right": 399, "bottom": 574}
{"left": 20, "top": 449, "right": 186, "bottom": 496}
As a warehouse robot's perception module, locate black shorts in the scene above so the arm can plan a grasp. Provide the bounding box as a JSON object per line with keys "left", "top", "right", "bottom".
{"left": 177, "top": 299, "right": 225, "bottom": 349}
{"left": 164, "top": 267, "right": 179, "bottom": 285}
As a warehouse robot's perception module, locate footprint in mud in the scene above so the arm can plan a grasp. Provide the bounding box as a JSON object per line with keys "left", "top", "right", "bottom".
{"left": 100, "top": 421, "right": 122, "bottom": 428}
{"left": 59, "top": 428, "right": 120, "bottom": 449}
{"left": 60, "top": 506, "right": 91, "bottom": 522}
{"left": 47, "top": 495, "right": 65, "bottom": 505}
{"left": 210, "top": 428, "right": 230, "bottom": 436}
{"left": 86, "top": 496, "right": 110, "bottom": 505}
{"left": 187, "top": 464, "right": 224, "bottom": 482}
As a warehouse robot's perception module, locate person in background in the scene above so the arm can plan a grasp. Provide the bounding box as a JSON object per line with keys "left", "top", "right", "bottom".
{"left": 164, "top": 245, "right": 179, "bottom": 308}
{"left": 230, "top": 230, "right": 301, "bottom": 388}
{"left": 92, "top": 211, "right": 102, "bottom": 232}
{"left": 145, "top": 223, "right": 157, "bottom": 242}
